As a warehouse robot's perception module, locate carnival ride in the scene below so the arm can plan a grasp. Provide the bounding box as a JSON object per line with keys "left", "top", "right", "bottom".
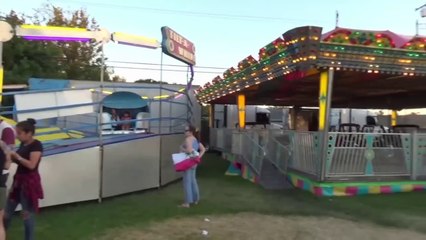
{"left": 198, "top": 26, "right": 426, "bottom": 196}
{"left": 0, "top": 21, "right": 200, "bottom": 208}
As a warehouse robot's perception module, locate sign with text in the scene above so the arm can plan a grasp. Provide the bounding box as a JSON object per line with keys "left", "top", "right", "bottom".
{"left": 161, "top": 26, "right": 196, "bottom": 66}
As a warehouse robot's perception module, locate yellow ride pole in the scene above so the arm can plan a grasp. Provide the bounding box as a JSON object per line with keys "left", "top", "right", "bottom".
{"left": 391, "top": 110, "right": 398, "bottom": 126}
{"left": 237, "top": 94, "right": 246, "bottom": 129}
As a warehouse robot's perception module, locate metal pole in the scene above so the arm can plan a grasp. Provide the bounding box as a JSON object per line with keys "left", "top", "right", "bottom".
{"left": 411, "top": 131, "right": 418, "bottom": 180}
{"left": 168, "top": 60, "right": 174, "bottom": 134}
{"left": 158, "top": 52, "right": 164, "bottom": 188}
{"left": 148, "top": 101, "right": 152, "bottom": 133}
{"left": 0, "top": 42, "right": 4, "bottom": 105}
{"left": 335, "top": 11, "right": 339, "bottom": 28}
{"left": 186, "top": 66, "right": 190, "bottom": 125}
{"left": 169, "top": 101, "right": 172, "bottom": 133}
{"left": 98, "top": 44, "right": 105, "bottom": 203}
{"left": 320, "top": 68, "right": 334, "bottom": 181}
{"left": 159, "top": 53, "right": 163, "bottom": 134}
{"left": 416, "top": 20, "right": 419, "bottom": 36}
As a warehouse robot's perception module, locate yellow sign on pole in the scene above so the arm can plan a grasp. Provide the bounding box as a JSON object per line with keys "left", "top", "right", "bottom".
{"left": 318, "top": 71, "right": 329, "bottom": 130}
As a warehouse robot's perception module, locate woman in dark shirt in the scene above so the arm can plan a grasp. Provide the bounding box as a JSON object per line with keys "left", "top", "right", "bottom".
{"left": 4, "top": 119, "right": 43, "bottom": 240}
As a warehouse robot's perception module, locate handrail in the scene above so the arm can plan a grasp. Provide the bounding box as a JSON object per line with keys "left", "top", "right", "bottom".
{"left": 0, "top": 117, "right": 190, "bottom": 141}
{"left": 0, "top": 86, "right": 95, "bottom": 96}
{"left": 0, "top": 85, "right": 188, "bottom": 96}
{"left": 271, "top": 138, "right": 291, "bottom": 158}
{"left": 1, "top": 102, "right": 101, "bottom": 115}
{"left": 241, "top": 131, "right": 266, "bottom": 175}
{"left": 265, "top": 134, "right": 291, "bottom": 175}
{"left": 244, "top": 132, "right": 267, "bottom": 156}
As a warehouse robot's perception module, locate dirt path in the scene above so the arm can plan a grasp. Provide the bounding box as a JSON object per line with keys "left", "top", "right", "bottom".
{"left": 97, "top": 213, "right": 426, "bottom": 240}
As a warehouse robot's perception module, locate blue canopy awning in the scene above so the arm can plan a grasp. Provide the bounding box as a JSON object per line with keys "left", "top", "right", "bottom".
{"left": 29, "top": 78, "right": 71, "bottom": 90}
{"left": 102, "top": 91, "right": 147, "bottom": 109}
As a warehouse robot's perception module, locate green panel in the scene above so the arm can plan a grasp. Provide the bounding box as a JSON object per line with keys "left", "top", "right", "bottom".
{"left": 326, "top": 134, "right": 337, "bottom": 175}
{"left": 364, "top": 135, "right": 374, "bottom": 175}
{"left": 402, "top": 135, "right": 412, "bottom": 171}
{"left": 288, "top": 131, "right": 296, "bottom": 167}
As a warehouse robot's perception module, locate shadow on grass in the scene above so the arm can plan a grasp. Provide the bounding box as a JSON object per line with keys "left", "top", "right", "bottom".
{"left": 7, "top": 153, "right": 426, "bottom": 239}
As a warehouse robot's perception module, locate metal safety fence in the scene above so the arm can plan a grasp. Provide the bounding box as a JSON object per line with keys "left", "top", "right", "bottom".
{"left": 210, "top": 128, "right": 426, "bottom": 182}
{"left": 289, "top": 131, "right": 321, "bottom": 177}
{"left": 325, "top": 132, "right": 411, "bottom": 179}
{"left": 210, "top": 128, "right": 234, "bottom": 152}
{"left": 266, "top": 131, "right": 291, "bottom": 174}
{"left": 240, "top": 131, "right": 266, "bottom": 175}
{"left": 414, "top": 134, "right": 426, "bottom": 178}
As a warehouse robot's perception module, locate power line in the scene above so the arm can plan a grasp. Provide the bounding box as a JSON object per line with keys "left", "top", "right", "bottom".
{"left": 110, "top": 65, "right": 222, "bottom": 74}
{"left": 107, "top": 60, "right": 227, "bottom": 70}
{"left": 20, "top": 57, "right": 225, "bottom": 72}
{"left": 51, "top": 0, "right": 326, "bottom": 23}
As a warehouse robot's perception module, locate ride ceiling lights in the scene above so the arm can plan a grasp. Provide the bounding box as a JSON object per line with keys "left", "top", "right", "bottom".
{"left": 196, "top": 26, "right": 426, "bottom": 104}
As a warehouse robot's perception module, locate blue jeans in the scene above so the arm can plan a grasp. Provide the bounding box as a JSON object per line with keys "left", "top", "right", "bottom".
{"left": 183, "top": 166, "right": 199, "bottom": 204}
{"left": 4, "top": 188, "right": 35, "bottom": 240}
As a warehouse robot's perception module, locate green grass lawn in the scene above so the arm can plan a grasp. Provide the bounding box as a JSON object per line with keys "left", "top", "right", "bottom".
{"left": 7, "top": 153, "right": 426, "bottom": 239}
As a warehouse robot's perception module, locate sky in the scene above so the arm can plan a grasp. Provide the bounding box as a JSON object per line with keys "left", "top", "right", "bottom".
{"left": 2, "top": 0, "right": 426, "bottom": 87}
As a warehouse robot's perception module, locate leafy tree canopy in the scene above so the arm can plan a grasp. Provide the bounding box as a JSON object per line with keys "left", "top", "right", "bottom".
{"left": 1, "top": 5, "right": 113, "bottom": 85}
{"left": 134, "top": 79, "right": 168, "bottom": 84}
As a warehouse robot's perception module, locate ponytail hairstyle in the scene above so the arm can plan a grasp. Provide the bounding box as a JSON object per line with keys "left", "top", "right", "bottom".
{"left": 187, "top": 125, "right": 200, "bottom": 141}
{"left": 16, "top": 118, "right": 37, "bottom": 135}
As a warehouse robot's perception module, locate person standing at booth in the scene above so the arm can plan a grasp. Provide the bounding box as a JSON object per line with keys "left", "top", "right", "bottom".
{"left": 179, "top": 125, "right": 206, "bottom": 208}
{"left": 0, "top": 140, "right": 12, "bottom": 240}
{"left": 0, "top": 118, "right": 15, "bottom": 240}
{"left": 0, "top": 119, "right": 15, "bottom": 148}
{"left": 4, "top": 119, "right": 43, "bottom": 240}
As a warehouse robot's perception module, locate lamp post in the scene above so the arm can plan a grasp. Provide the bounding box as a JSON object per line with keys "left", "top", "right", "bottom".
{"left": 0, "top": 21, "right": 14, "bottom": 105}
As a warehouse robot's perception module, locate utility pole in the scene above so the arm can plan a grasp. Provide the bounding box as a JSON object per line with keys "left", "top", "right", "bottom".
{"left": 335, "top": 11, "right": 339, "bottom": 29}
{"left": 415, "top": 4, "right": 426, "bottom": 35}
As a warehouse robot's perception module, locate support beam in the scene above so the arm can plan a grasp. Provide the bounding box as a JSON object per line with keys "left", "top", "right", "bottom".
{"left": 237, "top": 94, "right": 246, "bottom": 129}
{"left": 289, "top": 107, "right": 299, "bottom": 130}
{"left": 0, "top": 42, "right": 3, "bottom": 104}
{"left": 0, "top": 65, "right": 3, "bottom": 104}
{"left": 391, "top": 110, "right": 398, "bottom": 126}
{"left": 208, "top": 104, "right": 215, "bottom": 128}
{"left": 318, "top": 71, "right": 333, "bottom": 130}
{"left": 223, "top": 105, "right": 228, "bottom": 128}
{"left": 319, "top": 69, "right": 335, "bottom": 181}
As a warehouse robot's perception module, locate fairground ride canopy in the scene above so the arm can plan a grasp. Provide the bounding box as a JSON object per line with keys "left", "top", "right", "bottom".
{"left": 196, "top": 26, "right": 426, "bottom": 109}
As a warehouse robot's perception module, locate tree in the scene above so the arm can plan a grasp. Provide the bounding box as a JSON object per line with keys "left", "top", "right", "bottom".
{"left": 134, "top": 79, "right": 168, "bottom": 84}
{"left": 42, "top": 5, "right": 111, "bottom": 81}
{"left": 2, "top": 11, "right": 66, "bottom": 84}
{"left": 1, "top": 5, "right": 111, "bottom": 85}
{"left": 112, "top": 75, "right": 126, "bottom": 82}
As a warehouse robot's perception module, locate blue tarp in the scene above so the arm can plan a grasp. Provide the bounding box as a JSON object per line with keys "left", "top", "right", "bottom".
{"left": 29, "top": 78, "right": 71, "bottom": 90}
{"left": 103, "top": 91, "right": 148, "bottom": 109}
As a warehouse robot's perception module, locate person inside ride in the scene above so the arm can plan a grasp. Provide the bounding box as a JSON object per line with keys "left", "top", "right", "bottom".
{"left": 4, "top": 118, "right": 43, "bottom": 240}
{"left": 121, "top": 111, "right": 132, "bottom": 131}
